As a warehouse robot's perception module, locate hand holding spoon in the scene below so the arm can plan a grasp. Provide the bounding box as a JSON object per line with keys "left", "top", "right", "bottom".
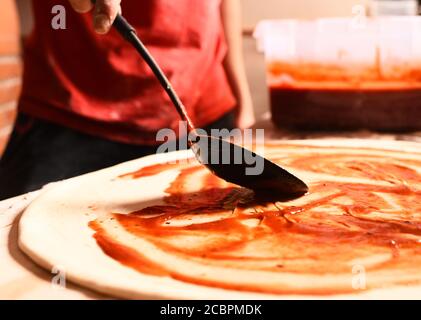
{"left": 103, "top": 13, "right": 309, "bottom": 199}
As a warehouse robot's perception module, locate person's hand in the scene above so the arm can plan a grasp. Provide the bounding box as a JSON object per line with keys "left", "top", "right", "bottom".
{"left": 68, "top": 0, "right": 122, "bottom": 34}
{"left": 236, "top": 92, "right": 256, "bottom": 129}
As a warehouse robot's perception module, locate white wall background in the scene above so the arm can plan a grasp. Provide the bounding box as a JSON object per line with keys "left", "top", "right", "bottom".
{"left": 242, "top": 0, "right": 369, "bottom": 29}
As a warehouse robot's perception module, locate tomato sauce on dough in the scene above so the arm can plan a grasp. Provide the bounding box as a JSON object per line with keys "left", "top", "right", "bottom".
{"left": 90, "top": 145, "right": 421, "bottom": 295}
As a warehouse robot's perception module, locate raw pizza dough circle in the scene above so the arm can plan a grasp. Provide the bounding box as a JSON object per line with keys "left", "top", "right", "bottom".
{"left": 18, "top": 139, "right": 421, "bottom": 299}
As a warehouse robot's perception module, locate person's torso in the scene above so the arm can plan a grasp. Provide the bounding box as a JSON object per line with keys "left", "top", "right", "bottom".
{"left": 20, "top": 0, "right": 235, "bottom": 144}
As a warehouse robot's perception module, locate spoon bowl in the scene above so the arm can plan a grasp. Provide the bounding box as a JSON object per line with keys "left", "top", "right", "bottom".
{"left": 110, "top": 14, "right": 309, "bottom": 200}
{"left": 191, "top": 135, "right": 309, "bottom": 199}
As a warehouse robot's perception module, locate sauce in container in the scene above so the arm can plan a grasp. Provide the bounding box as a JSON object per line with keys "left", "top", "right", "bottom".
{"left": 90, "top": 144, "right": 421, "bottom": 295}
{"left": 255, "top": 17, "right": 421, "bottom": 131}
{"left": 268, "top": 62, "right": 421, "bottom": 131}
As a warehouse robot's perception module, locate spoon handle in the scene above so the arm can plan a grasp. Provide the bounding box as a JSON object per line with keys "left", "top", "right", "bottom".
{"left": 112, "top": 14, "right": 196, "bottom": 133}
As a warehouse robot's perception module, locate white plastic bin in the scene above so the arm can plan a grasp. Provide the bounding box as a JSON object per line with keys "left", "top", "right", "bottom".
{"left": 254, "top": 17, "right": 421, "bottom": 131}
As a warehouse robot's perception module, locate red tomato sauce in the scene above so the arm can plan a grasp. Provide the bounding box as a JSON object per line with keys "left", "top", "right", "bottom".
{"left": 90, "top": 145, "right": 421, "bottom": 295}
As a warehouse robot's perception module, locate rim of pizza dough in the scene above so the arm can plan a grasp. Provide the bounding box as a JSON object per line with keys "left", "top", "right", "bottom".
{"left": 17, "top": 139, "right": 421, "bottom": 300}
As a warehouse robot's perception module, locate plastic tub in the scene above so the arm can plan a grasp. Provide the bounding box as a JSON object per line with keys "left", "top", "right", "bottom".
{"left": 254, "top": 17, "right": 421, "bottom": 131}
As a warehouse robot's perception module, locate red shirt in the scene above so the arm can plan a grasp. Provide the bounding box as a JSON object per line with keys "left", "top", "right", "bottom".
{"left": 20, "top": 0, "right": 236, "bottom": 145}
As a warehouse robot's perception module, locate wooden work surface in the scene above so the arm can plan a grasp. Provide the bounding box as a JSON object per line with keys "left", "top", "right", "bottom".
{"left": 0, "top": 189, "right": 106, "bottom": 299}
{"left": 0, "top": 129, "right": 420, "bottom": 299}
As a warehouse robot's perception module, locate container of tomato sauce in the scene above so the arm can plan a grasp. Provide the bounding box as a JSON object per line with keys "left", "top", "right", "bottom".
{"left": 254, "top": 17, "right": 421, "bottom": 131}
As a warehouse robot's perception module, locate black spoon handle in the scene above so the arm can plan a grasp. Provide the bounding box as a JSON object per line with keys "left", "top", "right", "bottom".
{"left": 91, "top": 1, "right": 194, "bottom": 130}
{"left": 89, "top": 2, "right": 195, "bottom": 132}
{"left": 111, "top": 15, "right": 194, "bottom": 132}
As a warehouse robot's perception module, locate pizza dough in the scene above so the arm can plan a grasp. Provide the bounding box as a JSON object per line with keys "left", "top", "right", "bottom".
{"left": 18, "top": 139, "right": 421, "bottom": 299}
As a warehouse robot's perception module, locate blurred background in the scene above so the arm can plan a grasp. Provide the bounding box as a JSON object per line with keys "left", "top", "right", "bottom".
{"left": 242, "top": 0, "right": 371, "bottom": 116}
{"left": 1, "top": 0, "right": 420, "bottom": 157}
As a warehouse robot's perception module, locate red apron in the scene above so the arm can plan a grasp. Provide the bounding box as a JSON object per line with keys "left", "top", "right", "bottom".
{"left": 20, "top": 0, "right": 236, "bottom": 144}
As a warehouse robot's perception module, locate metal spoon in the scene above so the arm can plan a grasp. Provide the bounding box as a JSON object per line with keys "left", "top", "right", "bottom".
{"left": 111, "top": 14, "right": 309, "bottom": 199}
